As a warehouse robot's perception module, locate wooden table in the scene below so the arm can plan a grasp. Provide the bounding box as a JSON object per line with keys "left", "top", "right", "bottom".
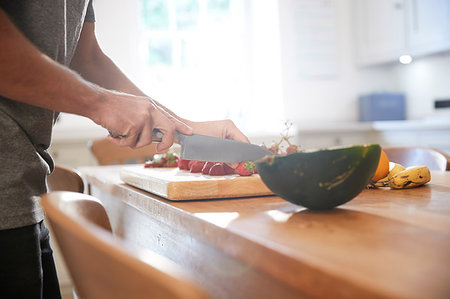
{"left": 78, "top": 166, "right": 450, "bottom": 299}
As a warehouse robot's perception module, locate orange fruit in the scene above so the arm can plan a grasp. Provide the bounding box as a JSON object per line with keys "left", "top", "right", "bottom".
{"left": 371, "top": 149, "right": 389, "bottom": 181}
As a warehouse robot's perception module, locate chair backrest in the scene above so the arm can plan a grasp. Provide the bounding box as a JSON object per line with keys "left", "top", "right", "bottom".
{"left": 47, "top": 165, "right": 84, "bottom": 193}
{"left": 89, "top": 138, "right": 161, "bottom": 165}
{"left": 383, "top": 146, "right": 450, "bottom": 171}
{"left": 41, "top": 191, "right": 208, "bottom": 299}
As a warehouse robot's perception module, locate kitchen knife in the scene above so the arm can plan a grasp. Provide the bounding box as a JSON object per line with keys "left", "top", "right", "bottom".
{"left": 152, "top": 129, "right": 273, "bottom": 163}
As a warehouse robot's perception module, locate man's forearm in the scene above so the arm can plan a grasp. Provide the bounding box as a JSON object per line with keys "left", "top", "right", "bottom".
{"left": 69, "top": 22, "right": 195, "bottom": 128}
{"left": 70, "top": 45, "right": 146, "bottom": 97}
{"left": 69, "top": 22, "right": 145, "bottom": 97}
{"left": 0, "top": 9, "right": 102, "bottom": 120}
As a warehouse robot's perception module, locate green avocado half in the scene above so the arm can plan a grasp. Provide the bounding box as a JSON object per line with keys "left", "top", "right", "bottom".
{"left": 256, "top": 144, "right": 381, "bottom": 210}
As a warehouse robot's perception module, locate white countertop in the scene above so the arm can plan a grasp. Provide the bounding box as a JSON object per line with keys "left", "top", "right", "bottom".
{"left": 295, "top": 118, "right": 450, "bottom": 133}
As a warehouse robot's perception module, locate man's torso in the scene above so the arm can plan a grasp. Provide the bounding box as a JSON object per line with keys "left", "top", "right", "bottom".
{"left": 0, "top": 0, "right": 94, "bottom": 229}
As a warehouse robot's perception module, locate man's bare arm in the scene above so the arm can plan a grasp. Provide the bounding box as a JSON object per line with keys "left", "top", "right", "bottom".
{"left": 0, "top": 9, "right": 192, "bottom": 149}
{"left": 1, "top": 7, "right": 247, "bottom": 151}
{"left": 0, "top": 9, "right": 101, "bottom": 119}
{"left": 69, "top": 22, "right": 146, "bottom": 97}
{"left": 69, "top": 22, "right": 193, "bottom": 128}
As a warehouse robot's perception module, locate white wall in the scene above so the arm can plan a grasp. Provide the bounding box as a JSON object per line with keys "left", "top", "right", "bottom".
{"left": 91, "top": 0, "right": 287, "bottom": 134}
{"left": 393, "top": 51, "right": 450, "bottom": 120}
{"left": 93, "top": 0, "right": 142, "bottom": 86}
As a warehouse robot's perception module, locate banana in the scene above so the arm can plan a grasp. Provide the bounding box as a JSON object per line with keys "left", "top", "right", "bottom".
{"left": 389, "top": 166, "right": 431, "bottom": 189}
{"left": 374, "top": 162, "right": 406, "bottom": 187}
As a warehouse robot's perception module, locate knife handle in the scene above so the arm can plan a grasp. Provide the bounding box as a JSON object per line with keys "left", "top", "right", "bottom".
{"left": 151, "top": 129, "right": 164, "bottom": 142}
{"left": 109, "top": 128, "right": 175, "bottom": 143}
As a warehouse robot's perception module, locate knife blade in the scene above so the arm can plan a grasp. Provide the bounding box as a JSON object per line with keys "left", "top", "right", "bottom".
{"left": 151, "top": 129, "right": 273, "bottom": 163}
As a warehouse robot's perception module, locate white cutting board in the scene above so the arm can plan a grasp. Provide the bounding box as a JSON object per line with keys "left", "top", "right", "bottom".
{"left": 120, "top": 165, "right": 273, "bottom": 201}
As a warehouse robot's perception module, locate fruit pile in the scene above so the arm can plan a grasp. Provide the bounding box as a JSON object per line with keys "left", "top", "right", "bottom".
{"left": 144, "top": 152, "right": 259, "bottom": 176}
{"left": 370, "top": 150, "right": 431, "bottom": 189}
{"left": 179, "top": 159, "right": 257, "bottom": 176}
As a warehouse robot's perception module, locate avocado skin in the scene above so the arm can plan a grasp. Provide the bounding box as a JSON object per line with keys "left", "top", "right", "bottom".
{"left": 256, "top": 144, "right": 381, "bottom": 210}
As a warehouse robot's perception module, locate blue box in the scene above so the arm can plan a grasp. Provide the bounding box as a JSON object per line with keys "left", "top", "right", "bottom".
{"left": 358, "top": 93, "right": 406, "bottom": 122}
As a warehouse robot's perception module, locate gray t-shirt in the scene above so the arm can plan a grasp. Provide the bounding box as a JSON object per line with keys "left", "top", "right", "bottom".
{"left": 0, "top": 0, "right": 95, "bottom": 229}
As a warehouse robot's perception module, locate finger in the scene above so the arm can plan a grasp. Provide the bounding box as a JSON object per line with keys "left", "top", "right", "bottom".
{"left": 156, "top": 129, "right": 175, "bottom": 152}
{"left": 115, "top": 131, "right": 139, "bottom": 148}
{"left": 134, "top": 123, "right": 152, "bottom": 148}
{"left": 225, "top": 124, "right": 250, "bottom": 143}
{"left": 152, "top": 121, "right": 176, "bottom": 152}
{"left": 157, "top": 110, "right": 192, "bottom": 136}
{"left": 107, "top": 134, "right": 122, "bottom": 145}
{"left": 106, "top": 134, "right": 134, "bottom": 147}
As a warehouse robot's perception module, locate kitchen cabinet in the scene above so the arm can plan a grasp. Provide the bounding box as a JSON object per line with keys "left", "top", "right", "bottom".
{"left": 354, "top": 0, "right": 406, "bottom": 66}
{"left": 353, "top": 0, "right": 450, "bottom": 66}
{"left": 406, "top": 0, "right": 450, "bottom": 56}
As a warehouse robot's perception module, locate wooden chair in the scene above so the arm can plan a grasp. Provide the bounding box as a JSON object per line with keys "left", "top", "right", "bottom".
{"left": 47, "top": 165, "right": 84, "bottom": 193}
{"left": 383, "top": 146, "right": 450, "bottom": 171}
{"left": 46, "top": 165, "right": 85, "bottom": 297}
{"left": 88, "top": 138, "right": 161, "bottom": 165}
{"left": 41, "top": 191, "right": 208, "bottom": 299}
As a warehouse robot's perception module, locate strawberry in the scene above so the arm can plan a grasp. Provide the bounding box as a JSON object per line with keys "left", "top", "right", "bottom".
{"left": 164, "top": 152, "right": 179, "bottom": 167}
{"left": 178, "top": 159, "right": 191, "bottom": 170}
{"left": 236, "top": 161, "right": 257, "bottom": 176}
{"left": 202, "top": 161, "right": 215, "bottom": 174}
{"left": 188, "top": 160, "right": 197, "bottom": 170}
{"left": 209, "top": 163, "right": 225, "bottom": 176}
{"left": 144, "top": 154, "right": 166, "bottom": 168}
{"left": 190, "top": 161, "right": 205, "bottom": 173}
{"left": 223, "top": 163, "right": 236, "bottom": 175}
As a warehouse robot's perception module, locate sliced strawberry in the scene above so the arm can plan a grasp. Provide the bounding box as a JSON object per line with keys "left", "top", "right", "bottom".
{"left": 164, "top": 152, "right": 179, "bottom": 167}
{"left": 190, "top": 161, "right": 205, "bottom": 173}
{"left": 188, "top": 160, "right": 197, "bottom": 170}
{"left": 144, "top": 154, "right": 166, "bottom": 168}
{"left": 223, "top": 163, "right": 236, "bottom": 175}
{"left": 178, "top": 159, "right": 191, "bottom": 170}
{"left": 202, "top": 161, "right": 215, "bottom": 174}
{"left": 209, "top": 163, "right": 225, "bottom": 176}
{"left": 166, "top": 156, "right": 179, "bottom": 167}
{"left": 236, "top": 161, "right": 256, "bottom": 176}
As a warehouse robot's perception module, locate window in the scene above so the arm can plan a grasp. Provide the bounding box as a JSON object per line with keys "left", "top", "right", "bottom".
{"left": 95, "top": 0, "right": 284, "bottom": 135}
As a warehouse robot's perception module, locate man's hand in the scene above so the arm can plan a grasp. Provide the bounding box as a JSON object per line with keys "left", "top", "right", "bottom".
{"left": 183, "top": 119, "right": 250, "bottom": 169}
{"left": 185, "top": 119, "right": 249, "bottom": 144}
{"left": 93, "top": 91, "right": 192, "bottom": 151}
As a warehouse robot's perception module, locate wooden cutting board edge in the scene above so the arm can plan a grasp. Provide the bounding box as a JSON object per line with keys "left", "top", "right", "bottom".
{"left": 120, "top": 166, "right": 274, "bottom": 201}
{"left": 166, "top": 176, "right": 274, "bottom": 200}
